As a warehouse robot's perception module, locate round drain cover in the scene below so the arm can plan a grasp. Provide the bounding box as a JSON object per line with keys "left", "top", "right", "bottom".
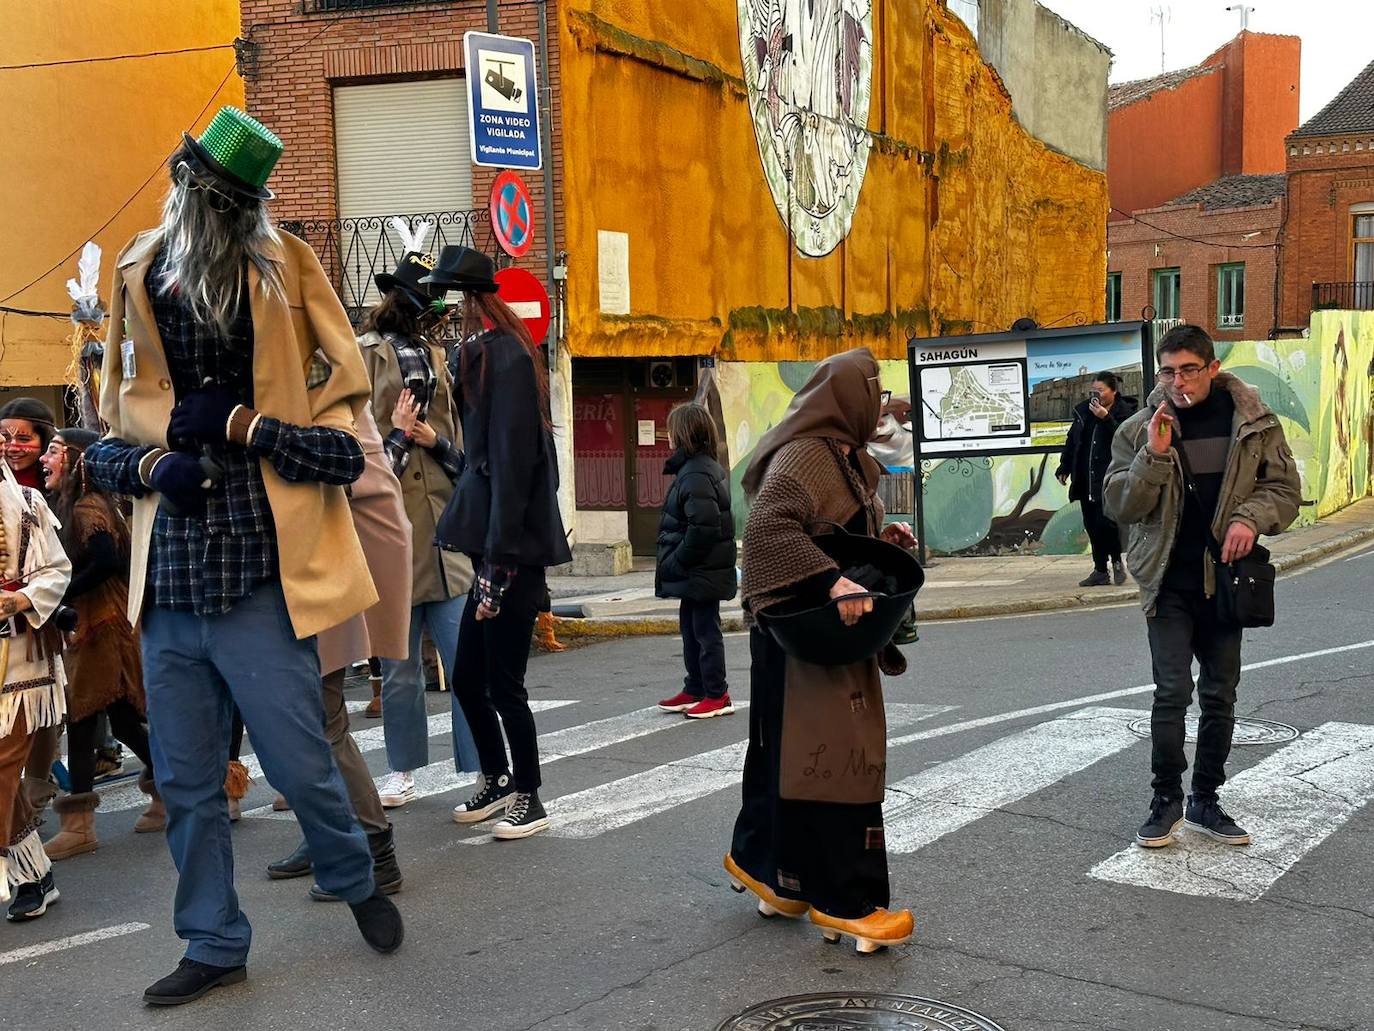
{"left": 1126, "top": 714, "right": 1299, "bottom": 746}
{"left": 716, "top": 993, "right": 1006, "bottom": 1030}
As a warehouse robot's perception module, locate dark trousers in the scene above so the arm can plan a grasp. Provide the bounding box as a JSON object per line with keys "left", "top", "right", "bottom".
{"left": 679, "top": 598, "right": 728, "bottom": 700}
{"left": 1081, "top": 497, "right": 1122, "bottom": 570}
{"left": 1145, "top": 587, "right": 1243, "bottom": 799}
{"left": 453, "top": 566, "right": 545, "bottom": 793}
{"left": 68, "top": 700, "right": 153, "bottom": 795}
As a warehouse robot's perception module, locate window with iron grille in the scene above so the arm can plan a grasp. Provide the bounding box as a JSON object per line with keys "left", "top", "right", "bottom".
{"left": 1216, "top": 263, "right": 1244, "bottom": 329}
{"left": 1152, "top": 268, "right": 1180, "bottom": 321}
{"left": 1106, "top": 272, "right": 1122, "bottom": 322}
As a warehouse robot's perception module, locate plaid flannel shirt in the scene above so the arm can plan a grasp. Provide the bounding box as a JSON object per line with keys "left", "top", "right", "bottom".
{"left": 380, "top": 333, "right": 463, "bottom": 481}
{"left": 83, "top": 250, "right": 364, "bottom": 616}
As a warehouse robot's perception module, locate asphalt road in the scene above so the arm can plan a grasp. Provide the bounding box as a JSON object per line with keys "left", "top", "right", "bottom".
{"left": 6, "top": 543, "right": 1374, "bottom": 1031}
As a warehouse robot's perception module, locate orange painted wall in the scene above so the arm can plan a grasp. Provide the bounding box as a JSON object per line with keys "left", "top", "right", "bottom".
{"left": 0, "top": 1, "right": 243, "bottom": 387}
{"left": 558, "top": 0, "right": 1108, "bottom": 363}
{"left": 1107, "top": 69, "right": 1224, "bottom": 215}
{"left": 1203, "top": 33, "right": 1301, "bottom": 178}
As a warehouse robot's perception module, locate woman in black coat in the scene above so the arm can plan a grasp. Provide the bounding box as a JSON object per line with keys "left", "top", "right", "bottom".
{"left": 655, "top": 403, "right": 737, "bottom": 720}
{"left": 424, "top": 247, "right": 571, "bottom": 840}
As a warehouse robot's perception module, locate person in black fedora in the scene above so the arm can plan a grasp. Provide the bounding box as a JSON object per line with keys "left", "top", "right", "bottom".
{"left": 726, "top": 348, "right": 918, "bottom": 955}
{"left": 357, "top": 225, "right": 478, "bottom": 811}
{"left": 423, "top": 246, "right": 571, "bottom": 840}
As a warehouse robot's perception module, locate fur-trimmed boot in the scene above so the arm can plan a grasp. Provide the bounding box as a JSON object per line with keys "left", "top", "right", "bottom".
{"left": 224, "top": 759, "right": 250, "bottom": 823}
{"left": 43, "top": 792, "right": 100, "bottom": 861}
{"left": 134, "top": 772, "right": 166, "bottom": 834}
{"left": 535, "top": 612, "right": 566, "bottom": 652}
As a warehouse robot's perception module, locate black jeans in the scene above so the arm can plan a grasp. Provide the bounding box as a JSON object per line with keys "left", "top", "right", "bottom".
{"left": 1145, "top": 587, "right": 1243, "bottom": 799}
{"left": 679, "top": 598, "right": 728, "bottom": 700}
{"left": 453, "top": 566, "right": 545, "bottom": 793}
{"left": 68, "top": 700, "right": 153, "bottom": 795}
{"left": 1080, "top": 497, "right": 1122, "bottom": 570}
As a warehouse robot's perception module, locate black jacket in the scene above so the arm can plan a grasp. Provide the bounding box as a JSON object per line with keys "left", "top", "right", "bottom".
{"left": 1056, "top": 393, "right": 1139, "bottom": 503}
{"left": 434, "top": 331, "right": 571, "bottom": 569}
{"left": 655, "top": 449, "right": 737, "bottom": 602}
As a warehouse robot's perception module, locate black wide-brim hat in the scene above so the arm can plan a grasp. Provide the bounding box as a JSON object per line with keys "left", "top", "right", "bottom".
{"left": 756, "top": 527, "right": 924, "bottom": 667}
{"left": 376, "top": 252, "right": 440, "bottom": 310}
{"left": 419, "top": 245, "right": 498, "bottom": 293}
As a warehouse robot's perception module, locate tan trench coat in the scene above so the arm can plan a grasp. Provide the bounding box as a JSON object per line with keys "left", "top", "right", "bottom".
{"left": 98, "top": 230, "right": 378, "bottom": 639}
{"left": 316, "top": 405, "right": 413, "bottom": 674}
{"left": 359, "top": 331, "right": 473, "bottom": 604}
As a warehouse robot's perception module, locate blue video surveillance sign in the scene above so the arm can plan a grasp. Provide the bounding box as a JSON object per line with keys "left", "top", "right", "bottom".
{"left": 464, "top": 31, "right": 543, "bottom": 171}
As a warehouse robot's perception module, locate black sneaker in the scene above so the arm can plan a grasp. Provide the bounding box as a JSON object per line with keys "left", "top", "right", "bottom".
{"left": 1079, "top": 569, "right": 1111, "bottom": 587}
{"left": 1134, "top": 794, "right": 1184, "bottom": 848}
{"left": 492, "top": 792, "right": 550, "bottom": 840}
{"left": 143, "top": 958, "right": 247, "bottom": 1006}
{"left": 1112, "top": 559, "right": 1127, "bottom": 586}
{"left": 1185, "top": 795, "right": 1251, "bottom": 845}
{"left": 452, "top": 772, "right": 515, "bottom": 824}
{"left": 350, "top": 892, "right": 404, "bottom": 954}
{"left": 6, "top": 871, "right": 59, "bottom": 921}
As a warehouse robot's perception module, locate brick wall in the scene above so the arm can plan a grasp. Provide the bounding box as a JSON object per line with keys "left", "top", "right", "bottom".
{"left": 1107, "top": 199, "right": 1283, "bottom": 340}
{"left": 239, "top": 0, "right": 564, "bottom": 279}
{"left": 1280, "top": 134, "right": 1374, "bottom": 327}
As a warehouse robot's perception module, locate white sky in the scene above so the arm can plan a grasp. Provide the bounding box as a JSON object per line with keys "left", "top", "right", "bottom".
{"left": 1035, "top": 0, "right": 1373, "bottom": 121}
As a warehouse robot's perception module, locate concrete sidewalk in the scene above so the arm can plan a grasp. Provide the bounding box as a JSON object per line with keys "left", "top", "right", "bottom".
{"left": 549, "top": 498, "right": 1374, "bottom": 640}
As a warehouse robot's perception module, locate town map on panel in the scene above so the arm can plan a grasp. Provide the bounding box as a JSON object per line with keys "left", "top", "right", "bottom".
{"left": 919, "top": 361, "right": 1027, "bottom": 440}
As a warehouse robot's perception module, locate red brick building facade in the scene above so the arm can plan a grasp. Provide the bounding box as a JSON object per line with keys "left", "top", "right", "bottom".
{"left": 1279, "top": 59, "right": 1374, "bottom": 329}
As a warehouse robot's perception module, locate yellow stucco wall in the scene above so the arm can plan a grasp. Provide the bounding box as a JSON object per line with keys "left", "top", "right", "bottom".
{"left": 0, "top": 2, "right": 242, "bottom": 387}
{"left": 559, "top": 0, "right": 1107, "bottom": 362}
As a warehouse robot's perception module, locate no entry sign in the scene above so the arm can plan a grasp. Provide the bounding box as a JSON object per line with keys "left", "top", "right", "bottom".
{"left": 490, "top": 266, "right": 551, "bottom": 345}
{"left": 490, "top": 170, "right": 535, "bottom": 258}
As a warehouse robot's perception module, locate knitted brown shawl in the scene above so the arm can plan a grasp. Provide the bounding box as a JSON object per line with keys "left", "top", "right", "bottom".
{"left": 740, "top": 437, "right": 883, "bottom": 618}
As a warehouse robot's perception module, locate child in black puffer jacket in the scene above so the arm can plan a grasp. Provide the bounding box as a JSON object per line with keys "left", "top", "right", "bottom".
{"left": 654, "top": 403, "right": 737, "bottom": 719}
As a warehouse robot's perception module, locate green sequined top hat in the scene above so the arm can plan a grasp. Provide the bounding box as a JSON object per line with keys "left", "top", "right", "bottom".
{"left": 181, "top": 107, "right": 283, "bottom": 201}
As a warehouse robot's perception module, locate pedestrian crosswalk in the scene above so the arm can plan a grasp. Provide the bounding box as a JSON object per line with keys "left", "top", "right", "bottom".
{"left": 90, "top": 688, "right": 1374, "bottom": 905}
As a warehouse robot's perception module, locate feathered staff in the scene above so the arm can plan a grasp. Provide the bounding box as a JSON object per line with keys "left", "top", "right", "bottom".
{"left": 64, "top": 242, "right": 106, "bottom": 431}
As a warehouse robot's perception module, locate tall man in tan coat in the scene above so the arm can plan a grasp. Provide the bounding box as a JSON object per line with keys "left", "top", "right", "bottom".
{"left": 1104, "top": 324, "right": 1300, "bottom": 850}
{"left": 84, "top": 108, "right": 401, "bottom": 1006}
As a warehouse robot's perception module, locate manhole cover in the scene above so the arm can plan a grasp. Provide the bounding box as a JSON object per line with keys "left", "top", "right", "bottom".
{"left": 716, "top": 993, "right": 1006, "bottom": 1030}
{"left": 1126, "top": 714, "right": 1299, "bottom": 746}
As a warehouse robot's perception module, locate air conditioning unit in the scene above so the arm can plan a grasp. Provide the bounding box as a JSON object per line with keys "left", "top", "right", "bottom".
{"left": 647, "top": 361, "right": 677, "bottom": 389}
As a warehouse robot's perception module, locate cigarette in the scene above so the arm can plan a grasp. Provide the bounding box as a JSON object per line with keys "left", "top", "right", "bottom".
{"left": 1179, "top": 393, "right": 1191, "bottom": 407}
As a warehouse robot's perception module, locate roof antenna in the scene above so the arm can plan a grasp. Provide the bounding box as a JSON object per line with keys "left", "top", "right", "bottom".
{"left": 1225, "top": 4, "right": 1254, "bottom": 31}
{"left": 1150, "top": 6, "right": 1171, "bottom": 72}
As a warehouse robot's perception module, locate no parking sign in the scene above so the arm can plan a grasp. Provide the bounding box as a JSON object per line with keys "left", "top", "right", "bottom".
{"left": 490, "top": 170, "right": 535, "bottom": 258}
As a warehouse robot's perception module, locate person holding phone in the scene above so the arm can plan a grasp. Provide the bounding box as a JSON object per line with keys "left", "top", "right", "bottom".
{"left": 1056, "top": 370, "right": 1138, "bottom": 586}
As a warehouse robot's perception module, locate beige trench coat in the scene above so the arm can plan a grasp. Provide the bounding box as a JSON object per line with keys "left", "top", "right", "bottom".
{"left": 359, "top": 331, "right": 473, "bottom": 604}
{"left": 316, "top": 405, "right": 413, "bottom": 674}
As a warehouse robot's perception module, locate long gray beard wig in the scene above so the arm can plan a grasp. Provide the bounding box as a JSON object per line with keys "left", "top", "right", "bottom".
{"left": 155, "top": 179, "right": 284, "bottom": 335}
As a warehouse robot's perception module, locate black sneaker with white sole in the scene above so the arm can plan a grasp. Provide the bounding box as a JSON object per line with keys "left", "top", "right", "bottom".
{"left": 1185, "top": 795, "right": 1251, "bottom": 845}
{"left": 1134, "top": 794, "right": 1184, "bottom": 848}
{"left": 452, "top": 772, "right": 515, "bottom": 824}
{"left": 492, "top": 792, "right": 549, "bottom": 840}
{"left": 6, "top": 871, "right": 59, "bottom": 921}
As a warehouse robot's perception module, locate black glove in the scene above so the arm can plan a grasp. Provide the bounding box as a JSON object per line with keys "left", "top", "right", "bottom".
{"left": 168, "top": 387, "right": 240, "bottom": 450}
{"left": 149, "top": 452, "right": 214, "bottom": 518}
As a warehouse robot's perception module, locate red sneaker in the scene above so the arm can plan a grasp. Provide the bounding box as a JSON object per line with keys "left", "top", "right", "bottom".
{"left": 658, "top": 691, "right": 702, "bottom": 713}
{"left": 684, "top": 695, "right": 736, "bottom": 719}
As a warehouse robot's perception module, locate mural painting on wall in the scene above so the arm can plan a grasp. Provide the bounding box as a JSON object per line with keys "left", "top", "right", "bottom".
{"left": 705, "top": 314, "right": 1374, "bottom": 558}
{"left": 737, "top": 0, "right": 874, "bottom": 257}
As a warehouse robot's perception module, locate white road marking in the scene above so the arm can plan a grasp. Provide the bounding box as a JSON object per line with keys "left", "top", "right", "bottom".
{"left": 1089, "top": 721, "right": 1374, "bottom": 901}
{"left": 244, "top": 701, "right": 715, "bottom": 819}
{"left": 884, "top": 707, "right": 1142, "bottom": 854}
{"left": 887, "top": 639, "right": 1374, "bottom": 749}
{"left": 0, "top": 922, "right": 150, "bottom": 965}
{"left": 1342, "top": 549, "right": 1374, "bottom": 562}
{"left": 531, "top": 703, "right": 956, "bottom": 842}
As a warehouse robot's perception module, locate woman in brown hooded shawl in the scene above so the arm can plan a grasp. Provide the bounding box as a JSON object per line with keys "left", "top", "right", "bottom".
{"left": 724, "top": 348, "right": 916, "bottom": 954}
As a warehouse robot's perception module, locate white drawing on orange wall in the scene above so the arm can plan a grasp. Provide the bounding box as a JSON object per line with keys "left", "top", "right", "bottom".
{"left": 738, "top": 0, "right": 874, "bottom": 257}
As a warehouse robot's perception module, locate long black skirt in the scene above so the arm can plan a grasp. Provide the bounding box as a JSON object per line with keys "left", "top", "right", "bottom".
{"left": 730, "top": 626, "right": 890, "bottom": 919}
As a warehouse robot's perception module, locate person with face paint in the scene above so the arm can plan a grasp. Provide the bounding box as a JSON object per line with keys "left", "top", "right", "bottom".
{"left": 0, "top": 398, "right": 57, "bottom": 492}
{"left": 726, "top": 348, "right": 918, "bottom": 955}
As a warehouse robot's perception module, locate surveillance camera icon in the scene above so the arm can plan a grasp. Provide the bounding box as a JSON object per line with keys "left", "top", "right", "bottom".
{"left": 484, "top": 59, "right": 522, "bottom": 103}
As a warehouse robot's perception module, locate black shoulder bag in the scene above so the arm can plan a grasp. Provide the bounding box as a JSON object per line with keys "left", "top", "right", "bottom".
{"left": 1174, "top": 440, "right": 1276, "bottom": 628}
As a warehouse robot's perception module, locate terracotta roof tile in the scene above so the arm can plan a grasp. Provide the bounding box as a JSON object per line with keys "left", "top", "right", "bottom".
{"left": 1290, "top": 58, "right": 1374, "bottom": 139}
{"left": 1167, "top": 174, "right": 1287, "bottom": 211}
{"left": 1108, "top": 64, "right": 1221, "bottom": 111}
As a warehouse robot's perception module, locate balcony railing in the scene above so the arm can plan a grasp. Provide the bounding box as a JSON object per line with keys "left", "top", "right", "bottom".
{"left": 280, "top": 209, "right": 491, "bottom": 324}
{"left": 1312, "top": 282, "right": 1374, "bottom": 311}
{"left": 303, "top": 0, "right": 459, "bottom": 12}
{"left": 1219, "top": 313, "right": 1244, "bottom": 328}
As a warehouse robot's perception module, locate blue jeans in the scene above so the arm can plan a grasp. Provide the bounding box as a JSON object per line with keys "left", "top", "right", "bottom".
{"left": 381, "top": 595, "right": 479, "bottom": 773}
{"left": 141, "top": 584, "right": 375, "bottom": 967}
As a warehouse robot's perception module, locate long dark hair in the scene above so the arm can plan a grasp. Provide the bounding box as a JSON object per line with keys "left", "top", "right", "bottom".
{"left": 359, "top": 288, "right": 429, "bottom": 342}
{"left": 458, "top": 291, "right": 552, "bottom": 430}
{"left": 51, "top": 429, "right": 130, "bottom": 561}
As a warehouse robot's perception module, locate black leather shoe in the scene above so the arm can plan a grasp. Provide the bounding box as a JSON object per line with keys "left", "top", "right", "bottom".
{"left": 350, "top": 892, "right": 404, "bottom": 954}
{"left": 311, "top": 827, "right": 402, "bottom": 901}
{"left": 6, "top": 872, "right": 59, "bottom": 921}
{"left": 143, "top": 958, "right": 247, "bottom": 1006}
{"left": 266, "top": 840, "right": 312, "bottom": 880}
